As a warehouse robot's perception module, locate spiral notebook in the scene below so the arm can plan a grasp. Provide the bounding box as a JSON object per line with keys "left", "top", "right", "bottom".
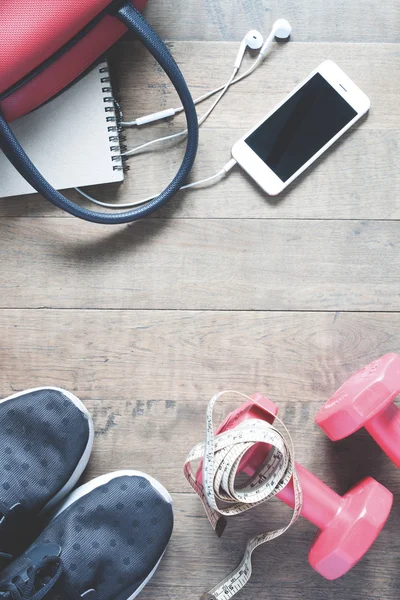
{"left": 0, "top": 61, "right": 124, "bottom": 198}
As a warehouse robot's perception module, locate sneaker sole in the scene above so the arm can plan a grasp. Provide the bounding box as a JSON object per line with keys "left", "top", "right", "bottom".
{"left": 54, "top": 470, "right": 172, "bottom": 600}
{"left": 0, "top": 386, "right": 94, "bottom": 514}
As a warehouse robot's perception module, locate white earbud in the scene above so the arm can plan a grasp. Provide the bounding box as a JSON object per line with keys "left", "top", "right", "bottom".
{"left": 260, "top": 19, "right": 292, "bottom": 57}
{"left": 245, "top": 29, "right": 264, "bottom": 50}
{"left": 234, "top": 30, "right": 264, "bottom": 69}
{"left": 272, "top": 19, "right": 292, "bottom": 39}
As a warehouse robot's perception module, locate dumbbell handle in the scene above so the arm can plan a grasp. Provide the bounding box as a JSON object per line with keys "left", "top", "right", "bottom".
{"left": 216, "top": 396, "right": 344, "bottom": 531}
{"left": 243, "top": 460, "right": 340, "bottom": 531}
{"left": 365, "top": 402, "right": 400, "bottom": 468}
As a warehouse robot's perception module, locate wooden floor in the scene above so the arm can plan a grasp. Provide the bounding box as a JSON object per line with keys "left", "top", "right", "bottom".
{"left": 2, "top": 1, "right": 400, "bottom": 598}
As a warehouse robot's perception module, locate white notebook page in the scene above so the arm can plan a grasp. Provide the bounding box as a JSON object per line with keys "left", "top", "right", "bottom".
{"left": 0, "top": 61, "right": 124, "bottom": 198}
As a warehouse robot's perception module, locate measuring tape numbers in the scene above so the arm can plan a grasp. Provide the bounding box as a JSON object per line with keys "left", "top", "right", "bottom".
{"left": 183, "top": 391, "right": 303, "bottom": 600}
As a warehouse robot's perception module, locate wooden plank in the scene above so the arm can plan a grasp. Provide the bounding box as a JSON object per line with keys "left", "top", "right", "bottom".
{"left": 2, "top": 308, "right": 398, "bottom": 599}
{"left": 0, "top": 218, "right": 399, "bottom": 310}
{"left": 5, "top": 309, "right": 400, "bottom": 406}
{"left": 3, "top": 43, "right": 398, "bottom": 219}
{"left": 3, "top": 308, "right": 400, "bottom": 489}
{"left": 4, "top": 126, "right": 398, "bottom": 220}
{"left": 143, "top": 0, "right": 400, "bottom": 43}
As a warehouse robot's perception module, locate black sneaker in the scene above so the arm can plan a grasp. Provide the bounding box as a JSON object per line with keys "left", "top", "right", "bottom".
{"left": 0, "top": 387, "right": 94, "bottom": 562}
{"left": 0, "top": 471, "right": 173, "bottom": 600}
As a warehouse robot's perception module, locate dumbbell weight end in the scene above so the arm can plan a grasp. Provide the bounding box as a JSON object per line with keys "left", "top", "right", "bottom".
{"left": 244, "top": 439, "right": 393, "bottom": 580}
{"left": 316, "top": 353, "right": 400, "bottom": 468}
{"left": 307, "top": 476, "right": 392, "bottom": 579}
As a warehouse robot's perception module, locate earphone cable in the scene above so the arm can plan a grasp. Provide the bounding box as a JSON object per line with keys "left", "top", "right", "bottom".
{"left": 74, "top": 65, "right": 239, "bottom": 209}
{"left": 74, "top": 158, "right": 237, "bottom": 210}
{"left": 120, "top": 54, "right": 262, "bottom": 128}
{"left": 74, "top": 37, "right": 268, "bottom": 209}
{"left": 121, "top": 66, "right": 238, "bottom": 157}
{"left": 153, "top": 53, "right": 263, "bottom": 120}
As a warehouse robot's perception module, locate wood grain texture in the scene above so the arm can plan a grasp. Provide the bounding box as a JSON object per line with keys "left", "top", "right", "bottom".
{"left": 1, "top": 1, "right": 400, "bottom": 599}
{"left": 143, "top": 0, "right": 400, "bottom": 43}
{"left": 0, "top": 218, "right": 398, "bottom": 310}
{"left": 1, "top": 308, "right": 400, "bottom": 599}
{"left": 2, "top": 308, "right": 400, "bottom": 486}
{"left": 4, "top": 43, "right": 398, "bottom": 219}
{"left": 3, "top": 308, "right": 400, "bottom": 397}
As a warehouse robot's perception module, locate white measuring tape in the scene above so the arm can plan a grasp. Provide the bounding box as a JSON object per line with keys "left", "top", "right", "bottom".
{"left": 184, "top": 391, "right": 303, "bottom": 600}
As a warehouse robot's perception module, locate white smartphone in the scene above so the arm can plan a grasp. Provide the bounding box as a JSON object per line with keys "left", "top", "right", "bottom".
{"left": 232, "top": 60, "right": 370, "bottom": 195}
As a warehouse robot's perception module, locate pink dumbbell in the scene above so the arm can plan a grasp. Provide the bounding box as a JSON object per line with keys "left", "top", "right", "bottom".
{"left": 196, "top": 393, "right": 392, "bottom": 580}
{"left": 315, "top": 353, "right": 400, "bottom": 467}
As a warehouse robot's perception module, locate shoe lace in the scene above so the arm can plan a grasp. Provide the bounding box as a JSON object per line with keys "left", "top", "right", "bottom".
{"left": 0, "top": 555, "right": 81, "bottom": 600}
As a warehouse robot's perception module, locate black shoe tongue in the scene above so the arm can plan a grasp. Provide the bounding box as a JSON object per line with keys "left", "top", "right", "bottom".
{"left": 0, "top": 503, "right": 36, "bottom": 558}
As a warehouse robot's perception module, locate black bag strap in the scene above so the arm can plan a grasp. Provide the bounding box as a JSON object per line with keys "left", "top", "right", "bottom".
{"left": 0, "top": 2, "right": 199, "bottom": 224}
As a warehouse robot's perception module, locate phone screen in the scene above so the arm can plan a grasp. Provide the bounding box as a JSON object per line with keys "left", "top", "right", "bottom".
{"left": 245, "top": 73, "right": 357, "bottom": 182}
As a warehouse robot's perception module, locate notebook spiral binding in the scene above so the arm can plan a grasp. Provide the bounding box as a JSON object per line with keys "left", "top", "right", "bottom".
{"left": 100, "top": 65, "right": 130, "bottom": 172}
